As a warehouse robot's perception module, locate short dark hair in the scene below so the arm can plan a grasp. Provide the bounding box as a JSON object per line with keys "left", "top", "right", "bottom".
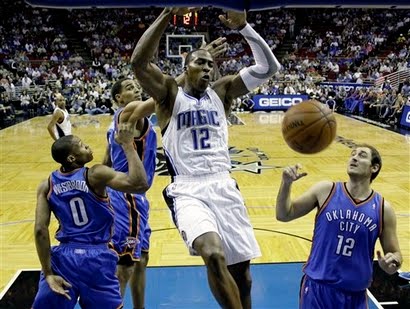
{"left": 111, "top": 78, "right": 127, "bottom": 103}
{"left": 183, "top": 49, "right": 210, "bottom": 68}
{"left": 51, "top": 135, "right": 75, "bottom": 165}
{"left": 356, "top": 143, "right": 382, "bottom": 182}
{"left": 184, "top": 50, "right": 196, "bottom": 68}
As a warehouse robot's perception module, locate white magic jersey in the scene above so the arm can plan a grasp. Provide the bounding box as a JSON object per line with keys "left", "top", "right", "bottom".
{"left": 162, "top": 87, "right": 231, "bottom": 176}
{"left": 54, "top": 107, "right": 72, "bottom": 138}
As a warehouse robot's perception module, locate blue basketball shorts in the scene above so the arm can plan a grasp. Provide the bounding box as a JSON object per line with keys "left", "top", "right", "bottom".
{"left": 32, "top": 243, "right": 122, "bottom": 309}
{"left": 109, "top": 190, "right": 150, "bottom": 262}
{"left": 299, "top": 275, "right": 367, "bottom": 309}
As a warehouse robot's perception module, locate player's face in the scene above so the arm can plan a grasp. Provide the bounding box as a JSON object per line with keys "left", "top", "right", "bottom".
{"left": 55, "top": 94, "right": 66, "bottom": 108}
{"left": 347, "top": 147, "right": 373, "bottom": 179}
{"left": 119, "top": 80, "right": 142, "bottom": 104}
{"left": 70, "top": 137, "right": 93, "bottom": 164}
{"left": 186, "top": 50, "right": 214, "bottom": 92}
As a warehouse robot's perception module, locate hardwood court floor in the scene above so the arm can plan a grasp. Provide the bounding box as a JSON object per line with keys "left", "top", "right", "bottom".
{"left": 0, "top": 112, "right": 409, "bottom": 291}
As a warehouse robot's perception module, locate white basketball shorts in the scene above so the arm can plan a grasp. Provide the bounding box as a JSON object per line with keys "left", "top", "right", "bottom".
{"left": 163, "top": 171, "right": 261, "bottom": 265}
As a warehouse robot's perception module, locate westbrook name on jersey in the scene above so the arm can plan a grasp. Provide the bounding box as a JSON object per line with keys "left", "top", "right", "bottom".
{"left": 48, "top": 167, "right": 114, "bottom": 244}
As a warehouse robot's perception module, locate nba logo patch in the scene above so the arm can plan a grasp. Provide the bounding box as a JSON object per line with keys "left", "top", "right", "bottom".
{"left": 125, "top": 237, "right": 139, "bottom": 248}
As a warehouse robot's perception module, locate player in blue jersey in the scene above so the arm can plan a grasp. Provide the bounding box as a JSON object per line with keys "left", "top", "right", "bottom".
{"left": 131, "top": 7, "right": 280, "bottom": 309}
{"left": 32, "top": 125, "right": 148, "bottom": 309}
{"left": 102, "top": 79, "right": 156, "bottom": 309}
{"left": 276, "top": 144, "right": 402, "bottom": 309}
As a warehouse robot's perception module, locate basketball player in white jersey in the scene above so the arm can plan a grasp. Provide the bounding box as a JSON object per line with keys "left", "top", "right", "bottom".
{"left": 47, "top": 93, "right": 72, "bottom": 140}
{"left": 101, "top": 37, "right": 227, "bottom": 309}
{"left": 131, "top": 8, "right": 280, "bottom": 309}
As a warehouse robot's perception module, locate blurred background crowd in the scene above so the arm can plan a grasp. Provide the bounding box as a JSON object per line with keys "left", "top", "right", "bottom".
{"left": 1, "top": 0, "right": 409, "bottom": 129}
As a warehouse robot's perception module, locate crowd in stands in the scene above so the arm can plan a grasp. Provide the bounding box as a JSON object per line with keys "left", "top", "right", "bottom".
{"left": 0, "top": 1, "right": 72, "bottom": 64}
{"left": 1, "top": 1, "right": 410, "bottom": 129}
{"left": 284, "top": 9, "right": 410, "bottom": 83}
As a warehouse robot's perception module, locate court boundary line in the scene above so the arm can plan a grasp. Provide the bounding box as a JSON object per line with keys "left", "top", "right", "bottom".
{"left": 379, "top": 301, "right": 399, "bottom": 305}
{"left": 0, "top": 269, "right": 23, "bottom": 300}
{"left": 0, "top": 219, "right": 35, "bottom": 226}
{"left": 367, "top": 289, "right": 384, "bottom": 309}
{"left": 344, "top": 113, "right": 409, "bottom": 136}
{"left": 0, "top": 268, "right": 42, "bottom": 300}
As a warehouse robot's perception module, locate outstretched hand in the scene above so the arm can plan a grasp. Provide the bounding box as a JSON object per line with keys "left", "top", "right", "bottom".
{"left": 201, "top": 37, "right": 228, "bottom": 59}
{"left": 282, "top": 164, "right": 308, "bottom": 183}
{"left": 219, "top": 10, "right": 247, "bottom": 30}
{"left": 377, "top": 250, "right": 401, "bottom": 275}
{"left": 45, "top": 275, "right": 72, "bottom": 300}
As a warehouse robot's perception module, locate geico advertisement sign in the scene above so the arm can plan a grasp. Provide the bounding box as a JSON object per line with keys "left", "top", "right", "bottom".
{"left": 258, "top": 97, "right": 303, "bottom": 107}
{"left": 406, "top": 111, "right": 410, "bottom": 123}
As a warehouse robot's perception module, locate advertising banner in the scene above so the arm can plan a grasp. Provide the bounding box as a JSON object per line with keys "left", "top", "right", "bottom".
{"left": 319, "top": 82, "right": 374, "bottom": 92}
{"left": 252, "top": 95, "right": 309, "bottom": 111}
{"left": 399, "top": 105, "right": 410, "bottom": 129}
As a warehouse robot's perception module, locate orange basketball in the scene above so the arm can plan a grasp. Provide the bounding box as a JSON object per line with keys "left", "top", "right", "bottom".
{"left": 281, "top": 100, "right": 337, "bottom": 154}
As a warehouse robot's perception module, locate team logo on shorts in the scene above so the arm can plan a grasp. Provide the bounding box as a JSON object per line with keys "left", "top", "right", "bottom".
{"left": 125, "top": 237, "right": 139, "bottom": 248}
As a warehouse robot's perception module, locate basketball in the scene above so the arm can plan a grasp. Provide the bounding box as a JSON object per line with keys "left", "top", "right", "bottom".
{"left": 281, "top": 100, "right": 337, "bottom": 154}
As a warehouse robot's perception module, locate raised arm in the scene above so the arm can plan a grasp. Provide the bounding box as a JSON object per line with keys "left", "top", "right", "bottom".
{"left": 377, "top": 200, "right": 402, "bottom": 274}
{"left": 275, "top": 164, "right": 333, "bottom": 222}
{"left": 88, "top": 123, "right": 148, "bottom": 195}
{"left": 214, "top": 11, "right": 280, "bottom": 101}
{"left": 120, "top": 98, "right": 156, "bottom": 128}
{"left": 131, "top": 8, "right": 182, "bottom": 103}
